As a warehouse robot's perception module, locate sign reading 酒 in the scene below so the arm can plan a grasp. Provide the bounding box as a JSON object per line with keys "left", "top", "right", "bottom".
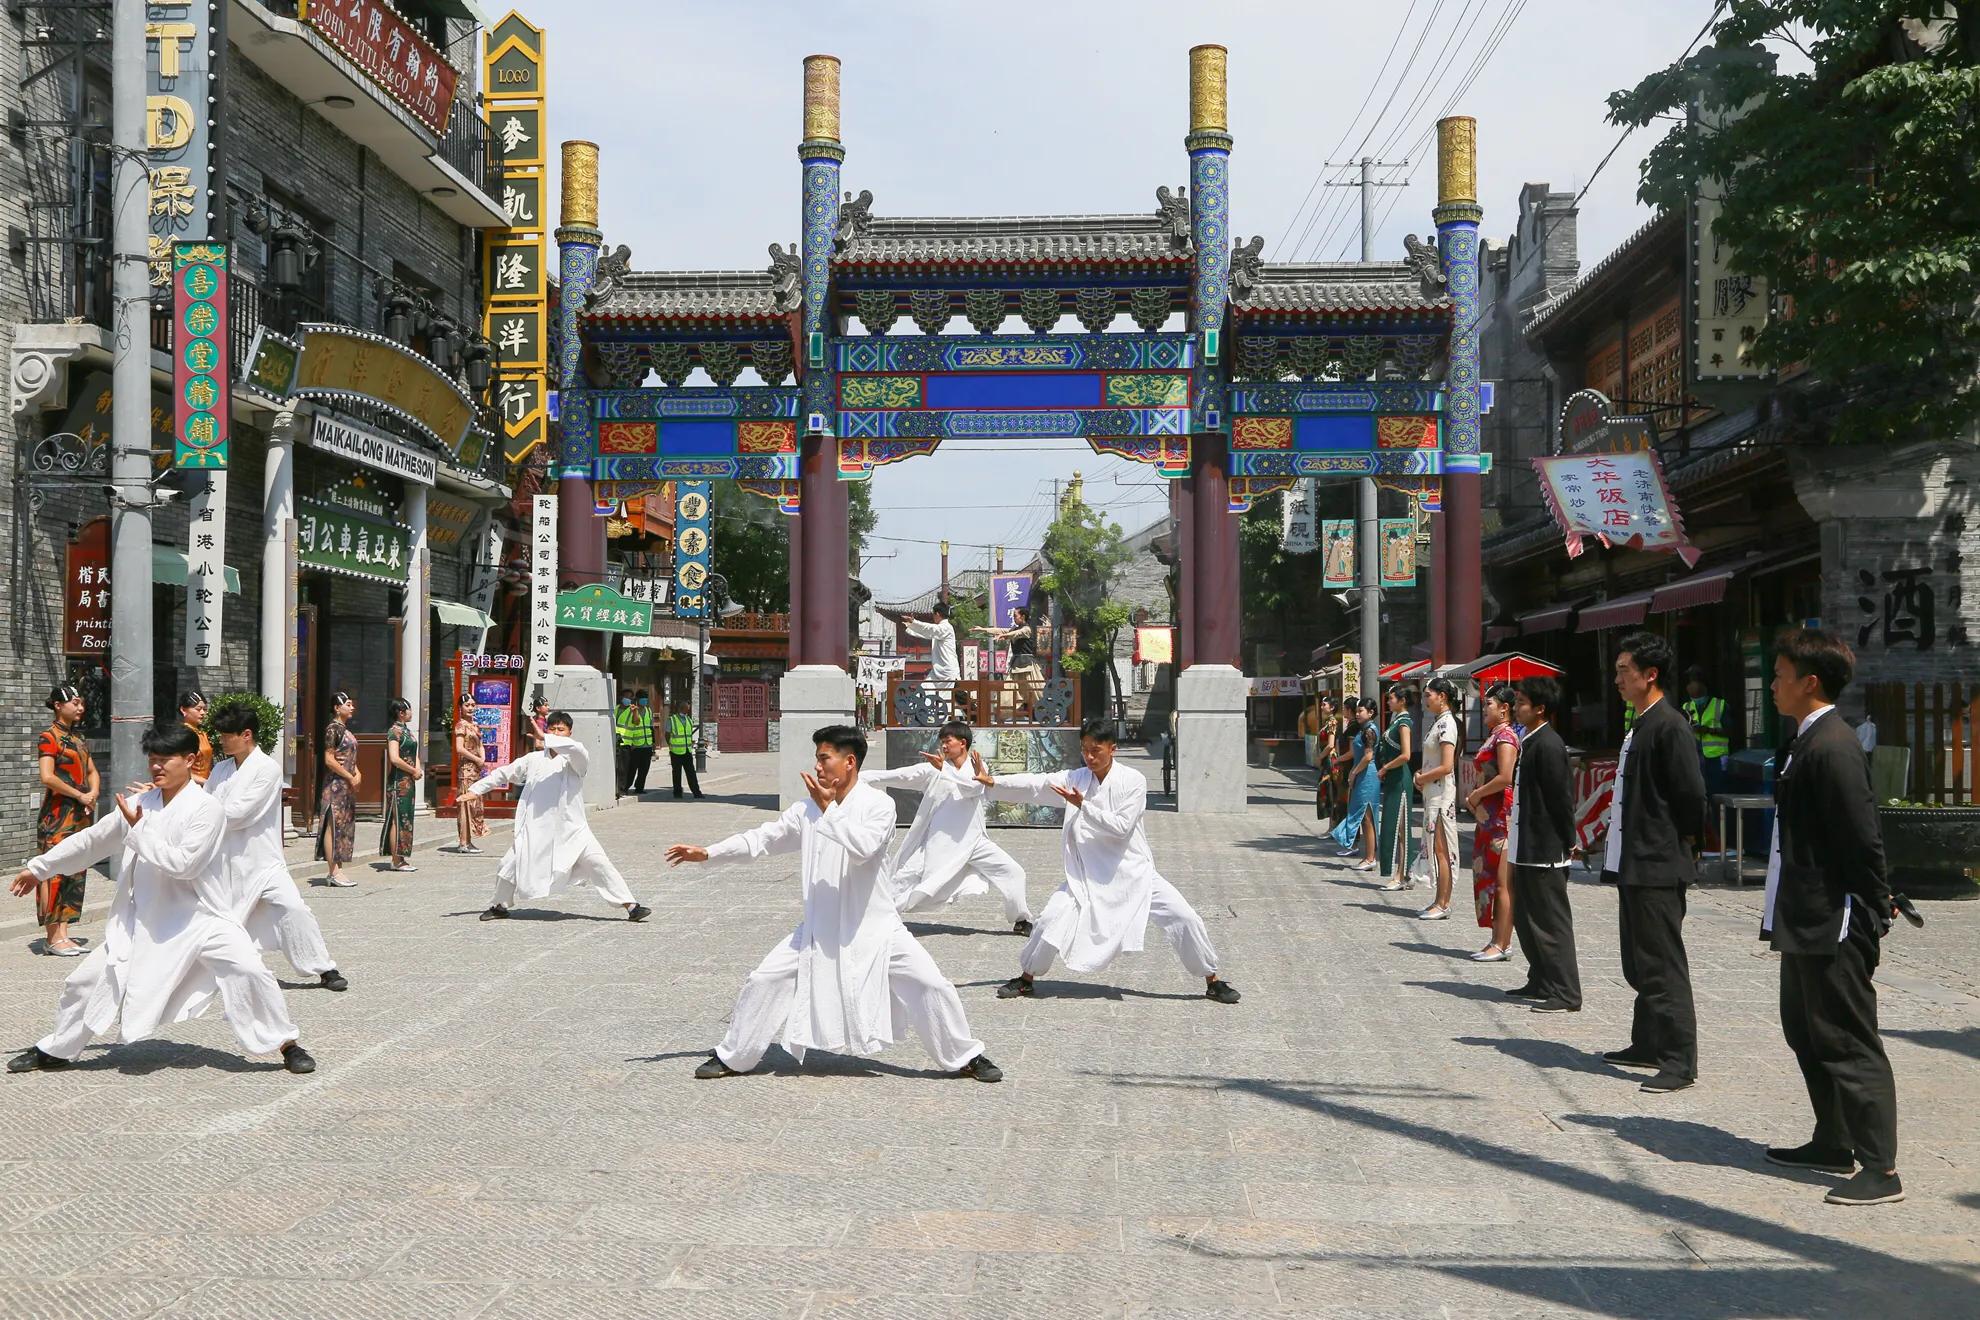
{"left": 297, "top": 0, "right": 459, "bottom": 137}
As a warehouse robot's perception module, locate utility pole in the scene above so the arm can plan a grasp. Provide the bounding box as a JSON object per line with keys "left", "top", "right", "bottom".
{"left": 109, "top": 0, "right": 153, "bottom": 793}
{"left": 1325, "top": 157, "right": 1407, "bottom": 696}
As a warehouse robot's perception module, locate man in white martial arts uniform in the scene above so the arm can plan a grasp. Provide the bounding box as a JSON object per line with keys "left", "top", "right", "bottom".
{"left": 464, "top": 711, "right": 651, "bottom": 923}
{"left": 862, "top": 720, "right": 1034, "bottom": 936}
{"left": 7, "top": 724, "right": 315, "bottom": 1075}
{"left": 667, "top": 725, "right": 1002, "bottom": 1083}
{"left": 984, "top": 718, "right": 1241, "bottom": 1004}
{"left": 204, "top": 701, "right": 348, "bottom": 993}
{"left": 903, "top": 601, "right": 961, "bottom": 714}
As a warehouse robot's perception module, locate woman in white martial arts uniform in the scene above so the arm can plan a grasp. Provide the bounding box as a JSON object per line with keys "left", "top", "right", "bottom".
{"left": 462, "top": 711, "right": 651, "bottom": 924}
{"left": 983, "top": 718, "right": 1241, "bottom": 1005}
{"left": 204, "top": 701, "right": 348, "bottom": 992}
{"left": 667, "top": 725, "right": 1002, "bottom": 1083}
{"left": 862, "top": 720, "right": 1033, "bottom": 935}
{"left": 7, "top": 725, "right": 315, "bottom": 1075}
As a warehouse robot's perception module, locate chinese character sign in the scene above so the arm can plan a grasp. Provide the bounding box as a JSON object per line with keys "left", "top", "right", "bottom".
{"left": 1532, "top": 451, "right": 1701, "bottom": 567}
{"left": 173, "top": 243, "right": 229, "bottom": 468}
{"left": 554, "top": 585, "right": 654, "bottom": 636}
{"left": 529, "top": 494, "right": 558, "bottom": 699}
{"left": 299, "top": 0, "right": 459, "bottom": 136}
{"left": 990, "top": 573, "right": 1034, "bottom": 628}
{"left": 146, "top": 5, "right": 214, "bottom": 290}
{"left": 63, "top": 517, "right": 110, "bottom": 656}
{"left": 183, "top": 472, "right": 227, "bottom": 667}
{"left": 1321, "top": 519, "right": 1356, "bottom": 590}
{"left": 483, "top": 14, "right": 549, "bottom": 465}
{"left": 1282, "top": 478, "right": 1318, "bottom": 555}
{"left": 673, "top": 482, "right": 713, "bottom": 619}
{"left": 295, "top": 497, "right": 412, "bottom": 584}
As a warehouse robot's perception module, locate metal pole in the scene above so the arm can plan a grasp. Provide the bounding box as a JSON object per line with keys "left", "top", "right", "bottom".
{"left": 1359, "top": 157, "right": 1375, "bottom": 263}
{"left": 109, "top": 0, "right": 152, "bottom": 794}
{"left": 1357, "top": 474, "right": 1380, "bottom": 699}
{"left": 694, "top": 615, "right": 706, "bottom": 772}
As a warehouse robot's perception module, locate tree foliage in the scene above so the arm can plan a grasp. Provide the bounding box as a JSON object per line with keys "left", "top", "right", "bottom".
{"left": 710, "top": 492, "right": 789, "bottom": 613}
{"left": 1608, "top": 3, "right": 1980, "bottom": 445}
{"left": 1239, "top": 492, "right": 1314, "bottom": 626}
{"left": 848, "top": 480, "right": 877, "bottom": 570}
{"left": 1037, "top": 499, "right": 1134, "bottom": 711}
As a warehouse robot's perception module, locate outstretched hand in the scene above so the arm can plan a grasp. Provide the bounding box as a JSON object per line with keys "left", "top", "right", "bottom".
{"left": 970, "top": 750, "right": 994, "bottom": 787}
{"left": 919, "top": 750, "right": 944, "bottom": 767}
{"left": 1051, "top": 782, "right": 1084, "bottom": 809}
{"left": 10, "top": 867, "right": 36, "bottom": 898}
{"left": 117, "top": 781, "right": 148, "bottom": 827}
{"left": 666, "top": 843, "right": 708, "bottom": 866}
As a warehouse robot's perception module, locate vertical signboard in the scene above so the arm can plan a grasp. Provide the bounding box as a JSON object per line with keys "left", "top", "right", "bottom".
{"left": 1321, "top": 519, "right": 1356, "bottom": 590}
{"left": 173, "top": 244, "right": 229, "bottom": 468}
{"left": 283, "top": 516, "right": 298, "bottom": 776}
{"left": 1281, "top": 477, "right": 1317, "bottom": 554}
{"left": 528, "top": 493, "right": 558, "bottom": 698}
{"left": 146, "top": 3, "right": 220, "bottom": 288}
{"left": 673, "top": 481, "right": 713, "bottom": 619}
{"left": 1378, "top": 518, "right": 1417, "bottom": 589}
{"left": 63, "top": 517, "right": 111, "bottom": 656}
{"left": 183, "top": 472, "right": 227, "bottom": 666}
{"left": 483, "top": 12, "right": 550, "bottom": 463}
{"left": 1688, "top": 98, "right": 1770, "bottom": 394}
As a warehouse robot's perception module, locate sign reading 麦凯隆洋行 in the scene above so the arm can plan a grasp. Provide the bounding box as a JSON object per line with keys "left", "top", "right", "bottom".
{"left": 297, "top": 488, "right": 412, "bottom": 586}
{"left": 484, "top": 13, "right": 550, "bottom": 464}
{"left": 528, "top": 494, "right": 557, "bottom": 698}
{"left": 173, "top": 244, "right": 230, "bottom": 469}
{"left": 307, "top": 412, "right": 437, "bottom": 487}
{"left": 146, "top": 5, "right": 217, "bottom": 291}
{"left": 673, "top": 482, "right": 713, "bottom": 619}
{"left": 555, "top": 585, "right": 653, "bottom": 636}
{"left": 1533, "top": 451, "right": 1701, "bottom": 568}
{"left": 297, "top": 0, "right": 458, "bottom": 137}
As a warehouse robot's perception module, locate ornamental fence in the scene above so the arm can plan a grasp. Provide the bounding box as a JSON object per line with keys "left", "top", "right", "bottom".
{"left": 1861, "top": 681, "right": 1978, "bottom": 806}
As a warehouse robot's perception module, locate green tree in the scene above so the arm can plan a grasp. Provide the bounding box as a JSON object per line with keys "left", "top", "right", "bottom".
{"left": 1608, "top": 4, "right": 1980, "bottom": 445}
{"left": 1037, "top": 499, "right": 1134, "bottom": 718}
{"left": 710, "top": 493, "right": 788, "bottom": 613}
{"left": 848, "top": 480, "right": 877, "bottom": 571}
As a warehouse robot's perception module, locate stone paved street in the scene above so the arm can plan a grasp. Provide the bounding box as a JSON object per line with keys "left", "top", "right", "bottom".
{"left": 1, "top": 750, "right": 1977, "bottom": 1318}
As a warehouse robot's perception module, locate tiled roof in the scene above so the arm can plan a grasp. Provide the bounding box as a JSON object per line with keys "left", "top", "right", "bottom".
{"left": 838, "top": 214, "right": 1186, "bottom": 267}
{"left": 877, "top": 569, "right": 994, "bottom": 617}
{"left": 1237, "top": 263, "right": 1451, "bottom": 316}
{"left": 1522, "top": 210, "right": 1680, "bottom": 337}
{"left": 584, "top": 269, "right": 786, "bottom": 325}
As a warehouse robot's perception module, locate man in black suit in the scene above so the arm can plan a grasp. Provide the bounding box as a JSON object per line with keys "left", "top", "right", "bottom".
{"left": 1601, "top": 632, "right": 1708, "bottom": 1093}
{"left": 1762, "top": 628, "right": 1901, "bottom": 1206}
{"left": 1506, "top": 675, "right": 1582, "bottom": 1012}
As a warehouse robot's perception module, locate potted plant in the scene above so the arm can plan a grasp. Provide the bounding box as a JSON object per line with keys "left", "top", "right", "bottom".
{"left": 1878, "top": 800, "right": 1980, "bottom": 899}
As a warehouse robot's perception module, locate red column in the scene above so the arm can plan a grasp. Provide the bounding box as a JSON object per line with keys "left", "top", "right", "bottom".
{"left": 795, "top": 432, "right": 848, "bottom": 667}
{"left": 1174, "top": 477, "right": 1194, "bottom": 671}
{"left": 1190, "top": 434, "right": 1240, "bottom": 668}
{"left": 556, "top": 474, "right": 605, "bottom": 668}
{"left": 1445, "top": 473, "right": 1482, "bottom": 662}
{"left": 787, "top": 507, "right": 804, "bottom": 653}
{"left": 1429, "top": 505, "right": 1449, "bottom": 666}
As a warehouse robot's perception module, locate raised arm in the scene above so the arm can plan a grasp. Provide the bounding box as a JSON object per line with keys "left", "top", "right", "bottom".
{"left": 1075, "top": 774, "right": 1146, "bottom": 839}
{"left": 982, "top": 769, "right": 1075, "bottom": 808}
{"left": 25, "top": 808, "right": 130, "bottom": 880}
{"left": 861, "top": 762, "right": 937, "bottom": 793}
{"left": 706, "top": 801, "right": 811, "bottom": 862}
{"left": 217, "top": 755, "right": 280, "bottom": 830}
{"left": 464, "top": 756, "right": 532, "bottom": 798}
{"left": 903, "top": 617, "right": 936, "bottom": 640}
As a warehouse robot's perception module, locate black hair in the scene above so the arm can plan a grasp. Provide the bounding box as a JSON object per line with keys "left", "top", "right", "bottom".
{"left": 1389, "top": 683, "right": 1417, "bottom": 707}
{"left": 1775, "top": 627, "right": 1855, "bottom": 702}
{"left": 932, "top": 600, "right": 950, "bottom": 618}
{"left": 1686, "top": 664, "right": 1708, "bottom": 685}
{"left": 45, "top": 684, "right": 80, "bottom": 710}
{"left": 1484, "top": 682, "right": 1516, "bottom": 711}
{"left": 177, "top": 690, "right": 206, "bottom": 711}
{"left": 813, "top": 723, "right": 867, "bottom": 766}
{"left": 546, "top": 709, "right": 575, "bottom": 729}
{"left": 388, "top": 697, "right": 412, "bottom": 719}
{"left": 1517, "top": 674, "right": 1564, "bottom": 719}
{"left": 938, "top": 720, "right": 972, "bottom": 744}
{"left": 1011, "top": 606, "right": 1028, "bottom": 622}
{"left": 1426, "top": 676, "right": 1462, "bottom": 711}
{"left": 142, "top": 723, "right": 200, "bottom": 758}
{"left": 1079, "top": 716, "right": 1118, "bottom": 744}
{"left": 211, "top": 700, "right": 260, "bottom": 739}
{"left": 1356, "top": 697, "right": 1380, "bottom": 718}
{"left": 331, "top": 690, "right": 353, "bottom": 710}
{"left": 1617, "top": 631, "right": 1677, "bottom": 691}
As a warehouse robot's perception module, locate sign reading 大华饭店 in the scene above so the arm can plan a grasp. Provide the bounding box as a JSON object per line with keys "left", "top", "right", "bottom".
{"left": 297, "top": 493, "right": 412, "bottom": 585}
{"left": 308, "top": 412, "right": 437, "bottom": 487}
{"left": 555, "top": 585, "right": 653, "bottom": 636}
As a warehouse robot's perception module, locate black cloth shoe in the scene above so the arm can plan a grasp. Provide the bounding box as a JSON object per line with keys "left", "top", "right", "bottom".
{"left": 626, "top": 905, "right": 652, "bottom": 923}
{"left": 1766, "top": 1142, "right": 1855, "bottom": 1174}
{"left": 1506, "top": 984, "right": 1545, "bottom": 999}
{"left": 694, "top": 1053, "right": 740, "bottom": 1080}
{"left": 479, "top": 905, "right": 510, "bottom": 921}
{"left": 1601, "top": 1048, "right": 1659, "bottom": 1071}
{"left": 280, "top": 1043, "right": 316, "bottom": 1075}
{"left": 319, "top": 969, "right": 349, "bottom": 992}
{"left": 996, "top": 976, "right": 1035, "bottom": 999}
{"left": 1529, "top": 998, "right": 1579, "bottom": 1013}
{"left": 1825, "top": 1168, "right": 1903, "bottom": 1205}
{"left": 958, "top": 1054, "right": 1003, "bottom": 1083}
{"left": 6, "top": 1047, "right": 69, "bottom": 1074}
{"left": 1639, "top": 1070, "right": 1694, "bottom": 1094}
{"left": 1205, "top": 979, "right": 1242, "bottom": 1004}
{"left": 1012, "top": 919, "right": 1034, "bottom": 937}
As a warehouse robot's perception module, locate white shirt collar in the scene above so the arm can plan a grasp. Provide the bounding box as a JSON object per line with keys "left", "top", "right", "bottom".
{"left": 1799, "top": 704, "right": 1835, "bottom": 736}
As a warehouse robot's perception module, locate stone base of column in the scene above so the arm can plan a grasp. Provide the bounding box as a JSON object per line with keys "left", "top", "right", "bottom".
{"left": 548, "top": 665, "right": 618, "bottom": 808}
{"left": 778, "top": 664, "right": 855, "bottom": 807}
{"left": 1176, "top": 664, "right": 1248, "bottom": 815}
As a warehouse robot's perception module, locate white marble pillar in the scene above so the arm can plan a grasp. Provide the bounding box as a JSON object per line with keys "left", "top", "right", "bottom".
{"left": 401, "top": 483, "right": 429, "bottom": 738}
{"left": 259, "top": 407, "right": 297, "bottom": 706}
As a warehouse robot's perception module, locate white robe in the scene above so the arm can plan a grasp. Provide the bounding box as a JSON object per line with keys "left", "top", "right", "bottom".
{"left": 707, "top": 780, "right": 920, "bottom": 1058}
{"left": 466, "top": 736, "right": 624, "bottom": 903}
{"left": 26, "top": 785, "right": 297, "bottom": 1054}
{"left": 205, "top": 749, "right": 336, "bottom": 975}
{"left": 864, "top": 759, "right": 1030, "bottom": 919}
{"left": 987, "top": 763, "right": 1165, "bottom": 973}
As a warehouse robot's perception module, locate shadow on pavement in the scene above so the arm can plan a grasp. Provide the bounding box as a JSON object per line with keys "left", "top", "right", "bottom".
{"left": 1345, "top": 900, "right": 1423, "bottom": 918}
{"left": 1390, "top": 939, "right": 1480, "bottom": 960}
{"left": 904, "top": 921, "right": 1005, "bottom": 939}
{"left": 1454, "top": 1035, "right": 1627, "bottom": 1077}
{"left": 1405, "top": 979, "right": 1524, "bottom": 1004}
{"left": 1884, "top": 1026, "right": 1980, "bottom": 1063}
{"left": 955, "top": 978, "right": 1202, "bottom": 1003}
{"left": 1559, "top": 1113, "right": 1839, "bottom": 1185}
{"left": 1230, "top": 832, "right": 1331, "bottom": 856}
{"left": 67, "top": 1041, "right": 275, "bottom": 1075}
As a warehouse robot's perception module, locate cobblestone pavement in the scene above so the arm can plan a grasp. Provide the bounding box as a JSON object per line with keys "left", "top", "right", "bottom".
{"left": 1, "top": 751, "right": 1977, "bottom": 1318}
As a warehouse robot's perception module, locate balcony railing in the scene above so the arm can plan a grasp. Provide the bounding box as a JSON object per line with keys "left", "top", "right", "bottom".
{"left": 440, "top": 99, "right": 505, "bottom": 205}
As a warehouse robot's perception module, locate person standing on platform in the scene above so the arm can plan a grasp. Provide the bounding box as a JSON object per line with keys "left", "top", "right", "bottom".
{"left": 666, "top": 701, "right": 703, "bottom": 800}
{"left": 863, "top": 721, "right": 1034, "bottom": 935}
{"left": 1503, "top": 676, "right": 1582, "bottom": 1009}
{"left": 1761, "top": 628, "right": 1903, "bottom": 1206}
{"left": 668, "top": 725, "right": 1002, "bottom": 1083}
{"left": 612, "top": 691, "right": 637, "bottom": 796}
{"left": 905, "top": 601, "right": 961, "bottom": 714}
{"left": 1465, "top": 683, "right": 1520, "bottom": 963}
{"left": 379, "top": 698, "right": 420, "bottom": 873}
{"left": 453, "top": 693, "right": 488, "bottom": 855}
{"left": 984, "top": 718, "right": 1241, "bottom": 1005}
{"left": 627, "top": 691, "right": 657, "bottom": 795}
{"left": 316, "top": 692, "right": 360, "bottom": 888}
{"left": 1375, "top": 685, "right": 1418, "bottom": 893}
{"left": 179, "top": 691, "right": 212, "bottom": 785}
{"left": 205, "top": 701, "right": 347, "bottom": 993}
{"left": 974, "top": 605, "right": 1041, "bottom": 716}
{"left": 465, "top": 711, "right": 651, "bottom": 924}
{"left": 1602, "top": 633, "right": 1708, "bottom": 1093}
{"left": 7, "top": 724, "right": 315, "bottom": 1076}
{"left": 33, "top": 684, "right": 99, "bottom": 957}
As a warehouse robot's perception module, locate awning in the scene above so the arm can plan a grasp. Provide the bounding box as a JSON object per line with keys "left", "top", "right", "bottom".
{"left": 1650, "top": 567, "right": 1735, "bottom": 614}
{"left": 431, "top": 599, "right": 495, "bottom": 629}
{"left": 152, "top": 547, "right": 241, "bottom": 594}
{"left": 1519, "top": 603, "right": 1576, "bottom": 635}
{"left": 1484, "top": 624, "right": 1518, "bottom": 646}
{"left": 1576, "top": 592, "right": 1654, "bottom": 633}
{"left": 1455, "top": 652, "right": 1565, "bottom": 685}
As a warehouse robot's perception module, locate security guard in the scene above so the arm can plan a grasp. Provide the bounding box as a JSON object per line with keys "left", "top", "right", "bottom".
{"left": 616, "top": 690, "right": 655, "bottom": 795}
{"left": 667, "top": 701, "right": 703, "bottom": 800}
{"left": 612, "top": 693, "right": 638, "bottom": 794}
{"left": 1683, "top": 666, "right": 1730, "bottom": 771}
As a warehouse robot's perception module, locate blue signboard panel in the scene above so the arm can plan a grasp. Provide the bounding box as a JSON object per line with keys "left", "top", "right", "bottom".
{"left": 924, "top": 372, "right": 1104, "bottom": 410}
{"left": 1294, "top": 414, "right": 1375, "bottom": 451}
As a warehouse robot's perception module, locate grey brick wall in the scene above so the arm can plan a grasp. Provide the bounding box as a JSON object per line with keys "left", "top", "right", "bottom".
{"left": 1479, "top": 183, "right": 1579, "bottom": 534}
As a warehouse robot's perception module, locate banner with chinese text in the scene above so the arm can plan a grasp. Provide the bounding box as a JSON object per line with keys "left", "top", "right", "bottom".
{"left": 990, "top": 573, "right": 1034, "bottom": 628}
{"left": 63, "top": 517, "right": 110, "bottom": 656}
{"left": 296, "top": 497, "right": 412, "bottom": 584}
{"left": 298, "top": 0, "right": 457, "bottom": 136}
{"left": 1533, "top": 451, "right": 1700, "bottom": 567}
{"left": 1282, "top": 478, "right": 1317, "bottom": 554}
{"left": 184, "top": 472, "right": 227, "bottom": 666}
{"left": 484, "top": 13, "right": 550, "bottom": 463}
{"left": 528, "top": 494, "right": 557, "bottom": 698}
{"left": 147, "top": 4, "right": 215, "bottom": 291}
{"left": 555, "top": 585, "right": 653, "bottom": 635}
{"left": 173, "top": 244, "right": 229, "bottom": 468}
{"left": 673, "top": 482, "right": 712, "bottom": 619}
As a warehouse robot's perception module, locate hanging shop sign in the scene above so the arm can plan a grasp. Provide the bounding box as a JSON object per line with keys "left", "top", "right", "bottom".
{"left": 1133, "top": 626, "right": 1174, "bottom": 666}
{"left": 183, "top": 471, "right": 227, "bottom": 667}
{"left": 146, "top": 2, "right": 221, "bottom": 289}
{"left": 242, "top": 328, "right": 301, "bottom": 402}
{"left": 296, "top": 0, "right": 457, "bottom": 137}
{"left": 1533, "top": 451, "right": 1701, "bottom": 567}
{"left": 673, "top": 481, "right": 713, "bottom": 619}
{"left": 1282, "top": 477, "right": 1317, "bottom": 554}
{"left": 425, "top": 496, "right": 481, "bottom": 549}
{"left": 484, "top": 14, "right": 550, "bottom": 463}
{"left": 172, "top": 244, "right": 230, "bottom": 468}
{"left": 528, "top": 493, "right": 557, "bottom": 697}
{"left": 297, "top": 478, "right": 413, "bottom": 584}
{"left": 989, "top": 573, "right": 1034, "bottom": 628}
{"left": 1688, "top": 98, "right": 1771, "bottom": 392}
{"left": 307, "top": 411, "right": 437, "bottom": 487}
{"left": 1554, "top": 388, "right": 1656, "bottom": 457}
{"left": 483, "top": 12, "right": 545, "bottom": 95}
{"left": 63, "top": 517, "right": 110, "bottom": 656}
{"left": 1321, "top": 519, "right": 1356, "bottom": 591}
{"left": 555, "top": 584, "right": 653, "bottom": 636}
{"left": 292, "top": 325, "right": 475, "bottom": 453}
{"left": 486, "top": 236, "right": 545, "bottom": 303}
{"left": 283, "top": 515, "right": 298, "bottom": 776}
{"left": 1378, "top": 518, "right": 1417, "bottom": 589}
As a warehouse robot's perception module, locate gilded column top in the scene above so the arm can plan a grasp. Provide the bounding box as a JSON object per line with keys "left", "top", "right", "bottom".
{"left": 803, "top": 54, "right": 842, "bottom": 144}
{"left": 1189, "top": 44, "right": 1227, "bottom": 134}
{"left": 561, "top": 140, "right": 600, "bottom": 228}
{"left": 1437, "top": 116, "right": 1477, "bottom": 207}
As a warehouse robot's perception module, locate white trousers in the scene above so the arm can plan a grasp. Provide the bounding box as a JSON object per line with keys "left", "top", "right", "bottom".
{"left": 1020, "top": 876, "right": 1219, "bottom": 980}
{"left": 39, "top": 922, "right": 300, "bottom": 1061}
{"left": 896, "top": 837, "right": 1033, "bottom": 923}
{"left": 491, "top": 841, "right": 636, "bottom": 910}
{"left": 715, "top": 928, "right": 985, "bottom": 1074}
{"left": 245, "top": 875, "right": 337, "bottom": 977}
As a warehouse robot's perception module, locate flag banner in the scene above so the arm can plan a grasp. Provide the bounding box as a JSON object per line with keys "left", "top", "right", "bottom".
{"left": 990, "top": 573, "right": 1034, "bottom": 628}
{"left": 1321, "top": 520, "right": 1356, "bottom": 590}
{"left": 1281, "top": 478, "right": 1317, "bottom": 554}
{"left": 1134, "top": 625, "right": 1174, "bottom": 665}
{"left": 1379, "top": 518, "right": 1416, "bottom": 588}
{"left": 1533, "top": 451, "right": 1700, "bottom": 567}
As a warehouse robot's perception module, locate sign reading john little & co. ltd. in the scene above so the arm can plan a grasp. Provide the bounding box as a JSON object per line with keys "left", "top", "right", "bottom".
{"left": 296, "top": 0, "right": 458, "bottom": 137}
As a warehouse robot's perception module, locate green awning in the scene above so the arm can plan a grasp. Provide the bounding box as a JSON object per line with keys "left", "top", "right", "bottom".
{"left": 432, "top": 599, "right": 495, "bottom": 629}
{"left": 152, "top": 547, "right": 241, "bottom": 594}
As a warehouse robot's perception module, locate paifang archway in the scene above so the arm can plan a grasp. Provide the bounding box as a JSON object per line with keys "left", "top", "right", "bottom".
{"left": 549, "top": 48, "right": 1486, "bottom": 812}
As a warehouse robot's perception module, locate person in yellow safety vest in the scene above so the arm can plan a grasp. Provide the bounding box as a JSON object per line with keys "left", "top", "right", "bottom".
{"left": 612, "top": 694, "right": 638, "bottom": 795}
{"left": 667, "top": 701, "right": 704, "bottom": 800}
{"left": 1683, "top": 667, "right": 1731, "bottom": 767}
{"left": 618, "top": 691, "right": 655, "bottom": 796}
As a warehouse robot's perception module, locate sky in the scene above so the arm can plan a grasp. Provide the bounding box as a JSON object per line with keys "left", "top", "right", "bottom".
{"left": 523, "top": 0, "right": 1722, "bottom": 602}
